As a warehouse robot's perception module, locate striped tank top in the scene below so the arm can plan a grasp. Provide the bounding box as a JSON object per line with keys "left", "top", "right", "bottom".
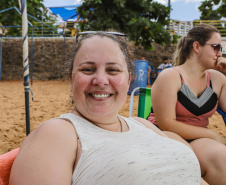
{"left": 147, "top": 68, "right": 218, "bottom": 127}
{"left": 175, "top": 68, "right": 218, "bottom": 127}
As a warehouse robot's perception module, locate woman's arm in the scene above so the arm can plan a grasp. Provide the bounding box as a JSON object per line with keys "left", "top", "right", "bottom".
{"left": 214, "top": 57, "right": 226, "bottom": 112}
{"left": 9, "top": 119, "right": 77, "bottom": 185}
{"left": 219, "top": 82, "right": 226, "bottom": 112}
{"left": 151, "top": 69, "right": 225, "bottom": 144}
{"left": 209, "top": 67, "right": 226, "bottom": 113}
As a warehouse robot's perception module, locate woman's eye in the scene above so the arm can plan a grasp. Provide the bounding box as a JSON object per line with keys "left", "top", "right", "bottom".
{"left": 107, "top": 68, "right": 120, "bottom": 73}
{"left": 81, "top": 68, "right": 95, "bottom": 73}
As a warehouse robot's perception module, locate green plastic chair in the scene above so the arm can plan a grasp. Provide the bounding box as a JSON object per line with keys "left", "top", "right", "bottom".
{"left": 129, "top": 87, "right": 152, "bottom": 119}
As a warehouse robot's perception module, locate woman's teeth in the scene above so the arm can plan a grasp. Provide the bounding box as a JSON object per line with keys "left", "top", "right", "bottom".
{"left": 92, "top": 94, "right": 110, "bottom": 98}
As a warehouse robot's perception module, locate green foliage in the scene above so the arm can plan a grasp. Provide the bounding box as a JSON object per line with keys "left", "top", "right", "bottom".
{"left": 0, "top": 0, "right": 56, "bottom": 36}
{"left": 77, "top": 0, "right": 175, "bottom": 50}
{"left": 217, "top": 3, "right": 226, "bottom": 17}
{"left": 198, "top": 0, "right": 226, "bottom": 37}
{"left": 198, "top": 0, "right": 225, "bottom": 20}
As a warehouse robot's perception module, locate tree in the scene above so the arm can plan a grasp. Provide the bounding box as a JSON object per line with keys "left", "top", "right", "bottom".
{"left": 198, "top": 0, "right": 226, "bottom": 20}
{"left": 198, "top": 0, "right": 226, "bottom": 36}
{"left": 198, "top": 0, "right": 221, "bottom": 20}
{"left": 77, "top": 0, "right": 177, "bottom": 50}
{"left": 0, "top": 0, "right": 56, "bottom": 36}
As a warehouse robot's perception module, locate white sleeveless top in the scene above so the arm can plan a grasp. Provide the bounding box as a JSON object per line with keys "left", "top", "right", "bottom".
{"left": 59, "top": 113, "right": 201, "bottom": 185}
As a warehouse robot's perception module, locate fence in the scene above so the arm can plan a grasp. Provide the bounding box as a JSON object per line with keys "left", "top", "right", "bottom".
{"left": 167, "top": 20, "right": 226, "bottom": 37}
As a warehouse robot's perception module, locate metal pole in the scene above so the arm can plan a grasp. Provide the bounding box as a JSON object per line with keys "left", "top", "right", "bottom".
{"left": 63, "top": 22, "right": 66, "bottom": 67}
{"left": 168, "top": 0, "right": 171, "bottom": 20}
{"left": 64, "top": 33, "right": 66, "bottom": 63}
{"left": 20, "top": 0, "right": 30, "bottom": 135}
{"left": 31, "top": 27, "right": 33, "bottom": 85}
{"left": 0, "top": 27, "right": 5, "bottom": 81}
{"left": 0, "top": 36, "right": 2, "bottom": 81}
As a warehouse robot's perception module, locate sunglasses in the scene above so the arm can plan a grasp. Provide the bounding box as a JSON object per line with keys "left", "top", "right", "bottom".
{"left": 76, "top": 31, "right": 127, "bottom": 42}
{"left": 206, "top": 43, "right": 222, "bottom": 52}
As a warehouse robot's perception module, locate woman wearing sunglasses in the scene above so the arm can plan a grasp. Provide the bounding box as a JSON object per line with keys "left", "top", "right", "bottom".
{"left": 148, "top": 24, "right": 226, "bottom": 184}
{"left": 9, "top": 31, "right": 207, "bottom": 184}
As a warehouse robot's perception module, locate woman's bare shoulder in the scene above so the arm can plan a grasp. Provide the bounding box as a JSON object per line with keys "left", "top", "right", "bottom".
{"left": 208, "top": 69, "right": 226, "bottom": 78}
{"left": 21, "top": 118, "right": 77, "bottom": 151}
{"left": 152, "top": 67, "right": 181, "bottom": 93}
{"left": 10, "top": 118, "right": 77, "bottom": 185}
{"left": 154, "top": 68, "right": 180, "bottom": 84}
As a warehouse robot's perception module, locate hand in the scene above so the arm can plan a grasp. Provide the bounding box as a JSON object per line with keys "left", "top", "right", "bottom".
{"left": 216, "top": 57, "right": 226, "bottom": 73}
{"left": 209, "top": 129, "right": 226, "bottom": 145}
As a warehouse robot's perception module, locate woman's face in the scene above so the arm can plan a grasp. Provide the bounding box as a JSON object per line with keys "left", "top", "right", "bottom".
{"left": 71, "top": 36, "right": 130, "bottom": 119}
{"left": 199, "top": 32, "right": 222, "bottom": 69}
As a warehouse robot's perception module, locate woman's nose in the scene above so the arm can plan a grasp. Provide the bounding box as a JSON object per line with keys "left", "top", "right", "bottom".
{"left": 217, "top": 50, "right": 222, "bottom": 57}
{"left": 92, "top": 72, "right": 109, "bottom": 86}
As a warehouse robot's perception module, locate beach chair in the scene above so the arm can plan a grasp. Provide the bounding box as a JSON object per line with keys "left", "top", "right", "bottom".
{"left": 129, "top": 87, "right": 152, "bottom": 119}
{"left": 129, "top": 87, "right": 226, "bottom": 127}
{"left": 217, "top": 107, "right": 226, "bottom": 126}
{"left": 0, "top": 148, "right": 19, "bottom": 185}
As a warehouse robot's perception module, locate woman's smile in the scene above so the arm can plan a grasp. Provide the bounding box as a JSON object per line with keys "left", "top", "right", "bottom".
{"left": 91, "top": 93, "right": 112, "bottom": 98}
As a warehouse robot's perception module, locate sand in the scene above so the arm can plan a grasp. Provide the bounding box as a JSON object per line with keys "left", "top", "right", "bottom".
{"left": 1, "top": 80, "right": 226, "bottom": 155}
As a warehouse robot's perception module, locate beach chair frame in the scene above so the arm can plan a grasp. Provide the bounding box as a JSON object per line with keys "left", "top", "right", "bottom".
{"left": 129, "top": 87, "right": 152, "bottom": 119}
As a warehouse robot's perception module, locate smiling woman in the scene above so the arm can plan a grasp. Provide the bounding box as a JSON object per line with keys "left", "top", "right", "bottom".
{"left": 70, "top": 34, "right": 131, "bottom": 122}
{"left": 9, "top": 31, "right": 204, "bottom": 185}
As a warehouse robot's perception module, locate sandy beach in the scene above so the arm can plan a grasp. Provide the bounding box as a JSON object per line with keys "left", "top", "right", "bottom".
{"left": 1, "top": 80, "right": 226, "bottom": 155}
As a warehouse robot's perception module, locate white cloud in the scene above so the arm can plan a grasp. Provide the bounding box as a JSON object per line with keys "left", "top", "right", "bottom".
{"left": 171, "top": 0, "right": 180, "bottom": 3}
{"left": 44, "top": 0, "right": 81, "bottom": 7}
{"left": 74, "top": 0, "right": 82, "bottom": 4}
{"left": 153, "top": 0, "right": 180, "bottom": 5}
{"left": 155, "top": 0, "right": 204, "bottom": 4}
{"left": 154, "top": 0, "right": 167, "bottom": 5}
{"left": 154, "top": 0, "right": 199, "bottom": 5}
{"left": 185, "top": 0, "right": 204, "bottom": 3}
{"left": 154, "top": 0, "right": 179, "bottom": 5}
{"left": 195, "top": 4, "right": 200, "bottom": 11}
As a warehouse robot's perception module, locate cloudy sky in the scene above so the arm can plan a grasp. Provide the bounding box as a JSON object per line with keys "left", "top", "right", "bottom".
{"left": 43, "top": 0, "right": 205, "bottom": 21}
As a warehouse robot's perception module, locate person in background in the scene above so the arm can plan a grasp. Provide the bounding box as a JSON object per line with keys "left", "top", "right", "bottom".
{"left": 165, "top": 58, "right": 172, "bottom": 68}
{"left": 141, "top": 57, "right": 146, "bottom": 60}
{"left": 157, "top": 56, "right": 170, "bottom": 70}
{"left": 156, "top": 57, "right": 172, "bottom": 77}
{"left": 148, "top": 24, "right": 226, "bottom": 185}
{"left": 9, "top": 31, "right": 207, "bottom": 185}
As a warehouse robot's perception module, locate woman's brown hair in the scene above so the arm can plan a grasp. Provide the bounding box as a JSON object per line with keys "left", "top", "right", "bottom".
{"left": 173, "top": 24, "right": 220, "bottom": 66}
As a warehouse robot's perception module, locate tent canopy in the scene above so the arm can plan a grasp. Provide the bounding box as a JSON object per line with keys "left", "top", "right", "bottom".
{"left": 49, "top": 5, "right": 81, "bottom": 21}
